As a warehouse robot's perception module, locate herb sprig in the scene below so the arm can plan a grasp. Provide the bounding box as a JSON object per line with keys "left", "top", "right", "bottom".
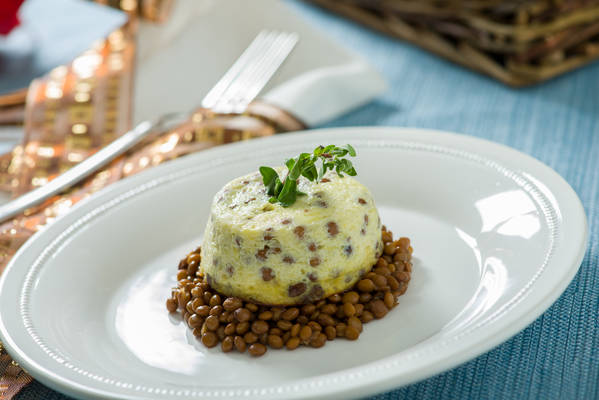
{"left": 259, "top": 144, "right": 357, "bottom": 207}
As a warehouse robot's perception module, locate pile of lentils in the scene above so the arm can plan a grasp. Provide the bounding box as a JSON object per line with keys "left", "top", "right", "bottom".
{"left": 166, "top": 226, "right": 412, "bottom": 357}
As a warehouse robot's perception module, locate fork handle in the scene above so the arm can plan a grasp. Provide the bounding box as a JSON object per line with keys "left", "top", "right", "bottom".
{"left": 0, "top": 119, "right": 160, "bottom": 223}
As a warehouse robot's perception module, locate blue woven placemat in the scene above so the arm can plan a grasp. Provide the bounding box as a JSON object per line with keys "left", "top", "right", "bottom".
{"left": 15, "top": 1, "right": 599, "bottom": 399}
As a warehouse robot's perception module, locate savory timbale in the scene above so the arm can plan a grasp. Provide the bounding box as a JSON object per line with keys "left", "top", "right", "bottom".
{"left": 201, "top": 168, "right": 383, "bottom": 305}
{"left": 167, "top": 145, "right": 413, "bottom": 356}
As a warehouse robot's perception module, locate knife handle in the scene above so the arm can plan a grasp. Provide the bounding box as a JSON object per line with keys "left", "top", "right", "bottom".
{"left": 0, "top": 115, "right": 181, "bottom": 224}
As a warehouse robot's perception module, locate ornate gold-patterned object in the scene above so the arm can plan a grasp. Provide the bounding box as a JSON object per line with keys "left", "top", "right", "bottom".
{"left": 308, "top": 0, "right": 599, "bottom": 86}
{"left": 0, "top": 340, "right": 31, "bottom": 400}
{"left": 94, "top": 0, "right": 174, "bottom": 22}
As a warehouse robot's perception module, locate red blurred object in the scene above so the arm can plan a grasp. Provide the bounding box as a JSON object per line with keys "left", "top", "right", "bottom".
{"left": 0, "top": 0, "right": 25, "bottom": 35}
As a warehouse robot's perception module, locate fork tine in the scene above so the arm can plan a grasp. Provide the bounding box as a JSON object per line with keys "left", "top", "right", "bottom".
{"left": 201, "top": 30, "right": 272, "bottom": 109}
{"left": 233, "top": 32, "right": 299, "bottom": 111}
{"left": 211, "top": 31, "right": 281, "bottom": 110}
{"left": 209, "top": 31, "right": 298, "bottom": 114}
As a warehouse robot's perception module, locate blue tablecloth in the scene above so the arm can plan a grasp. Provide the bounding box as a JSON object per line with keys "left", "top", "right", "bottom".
{"left": 16, "top": 1, "right": 598, "bottom": 399}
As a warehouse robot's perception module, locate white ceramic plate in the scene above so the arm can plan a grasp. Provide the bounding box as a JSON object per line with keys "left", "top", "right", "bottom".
{"left": 0, "top": 128, "right": 587, "bottom": 400}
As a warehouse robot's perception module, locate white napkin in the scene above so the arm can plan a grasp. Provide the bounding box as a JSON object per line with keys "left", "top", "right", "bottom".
{"left": 134, "top": 0, "right": 386, "bottom": 127}
{"left": 262, "top": 61, "right": 385, "bottom": 126}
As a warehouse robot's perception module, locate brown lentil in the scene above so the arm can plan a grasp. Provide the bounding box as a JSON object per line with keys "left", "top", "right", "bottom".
{"left": 221, "top": 336, "right": 234, "bottom": 352}
{"left": 166, "top": 298, "right": 178, "bottom": 313}
{"left": 191, "top": 297, "right": 204, "bottom": 310}
{"left": 268, "top": 335, "right": 284, "bottom": 349}
{"left": 293, "top": 226, "right": 305, "bottom": 239}
{"left": 195, "top": 304, "right": 210, "bottom": 317}
{"left": 282, "top": 308, "right": 300, "bottom": 321}
{"left": 321, "top": 304, "right": 337, "bottom": 315}
{"left": 371, "top": 300, "right": 389, "bottom": 319}
{"left": 204, "top": 315, "right": 219, "bottom": 331}
{"left": 387, "top": 276, "right": 400, "bottom": 290}
{"left": 355, "top": 303, "right": 364, "bottom": 316}
{"left": 310, "top": 333, "right": 327, "bottom": 348}
{"left": 209, "top": 305, "right": 223, "bottom": 316}
{"left": 290, "top": 323, "right": 301, "bottom": 337}
{"left": 248, "top": 343, "right": 267, "bottom": 357}
{"left": 177, "top": 290, "right": 190, "bottom": 309}
{"left": 177, "top": 270, "right": 188, "bottom": 281}
{"left": 361, "top": 311, "right": 374, "bottom": 323}
{"left": 168, "top": 227, "right": 412, "bottom": 356}
{"left": 272, "top": 307, "right": 284, "bottom": 321}
{"left": 299, "top": 325, "right": 312, "bottom": 341}
{"left": 236, "top": 321, "right": 250, "bottom": 335}
{"left": 217, "top": 326, "right": 226, "bottom": 341}
{"left": 190, "top": 287, "right": 202, "bottom": 299}
{"left": 345, "top": 326, "right": 360, "bottom": 340}
{"left": 234, "top": 308, "right": 251, "bottom": 322}
{"left": 317, "top": 314, "right": 335, "bottom": 327}
{"left": 243, "top": 332, "right": 258, "bottom": 344}
{"left": 220, "top": 311, "right": 231, "bottom": 323}
{"left": 258, "top": 311, "right": 273, "bottom": 320}
{"left": 335, "top": 323, "right": 346, "bottom": 337}
{"left": 372, "top": 274, "right": 388, "bottom": 289}
{"left": 234, "top": 336, "right": 247, "bottom": 353}
{"left": 357, "top": 279, "right": 375, "bottom": 292}
{"left": 327, "top": 221, "right": 339, "bottom": 236}
{"left": 188, "top": 314, "right": 203, "bottom": 329}
{"left": 359, "top": 293, "right": 372, "bottom": 303}
{"left": 269, "top": 328, "right": 283, "bottom": 336}
{"left": 277, "top": 320, "right": 293, "bottom": 331}
{"left": 308, "top": 321, "right": 322, "bottom": 332}
{"left": 286, "top": 337, "right": 300, "bottom": 350}
{"left": 222, "top": 297, "right": 242, "bottom": 311}
{"left": 343, "top": 303, "right": 356, "bottom": 317}
{"left": 259, "top": 332, "right": 269, "bottom": 345}
{"left": 185, "top": 300, "right": 195, "bottom": 314}
{"left": 201, "top": 332, "right": 218, "bottom": 347}
{"left": 251, "top": 320, "right": 269, "bottom": 335}
{"left": 224, "top": 323, "right": 236, "bottom": 336}
{"left": 302, "top": 304, "right": 316, "bottom": 315}
{"left": 384, "top": 292, "right": 395, "bottom": 309}
{"left": 328, "top": 293, "right": 342, "bottom": 303}
{"left": 325, "top": 326, "right": 336, "bottom": 340}
{"left": 347, "top": 316, "right": 363, "bottom": 333}
{"left": 342, "top": 291, "right": 359, "bottom": 304}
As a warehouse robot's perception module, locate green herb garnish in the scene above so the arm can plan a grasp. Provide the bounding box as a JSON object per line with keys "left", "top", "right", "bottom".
{"left": 259, "top": 144, "right": 357, "bottom": 207}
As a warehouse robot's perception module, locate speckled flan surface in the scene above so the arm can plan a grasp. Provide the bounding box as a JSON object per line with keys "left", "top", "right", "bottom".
{"left": 200, "top": 168, "right": 383, "bottom": 305}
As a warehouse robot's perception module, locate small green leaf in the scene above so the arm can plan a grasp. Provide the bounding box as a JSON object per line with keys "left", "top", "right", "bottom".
{"left": 274, "top": 180, "right": 283, "bottom": 196}
{"left": 301, "top": 163, "right": 317, "bottom": 181}
{"left": 278, "top": 179, "right": 298, "bottom": 207}
{"left": 259, "top": 144, "right": 358, "bottom": 207}
{"left": 259, "top": 166, "right": 280, "bottom": 195}
{"left": 339, "top": 158, "right": 357, "bottom": 176}
{"left": 259, "top": 166, "right": 277, "bottom": 184}
{"left": 346, "top": 144, "right": 356, "bottom": 157}
{"left": 285, "top": 158, "right": 295, "bottom": 170}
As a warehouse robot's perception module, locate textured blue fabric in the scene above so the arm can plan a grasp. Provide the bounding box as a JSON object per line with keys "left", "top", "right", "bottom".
{"left": 16, "top": 2, "right": 599, "bottom": 399}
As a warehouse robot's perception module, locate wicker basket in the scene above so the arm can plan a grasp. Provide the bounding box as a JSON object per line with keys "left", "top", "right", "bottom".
{"left": 308, "top": 0, "right": 599, "bottom": 86}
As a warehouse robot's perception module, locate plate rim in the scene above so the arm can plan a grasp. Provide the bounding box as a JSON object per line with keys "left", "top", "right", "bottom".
{"left": 0, "top": 126, "right": 588, "bottom": 400}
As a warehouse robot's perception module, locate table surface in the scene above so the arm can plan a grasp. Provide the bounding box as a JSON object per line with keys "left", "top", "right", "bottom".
{"left": 17, "top": 1, "right": 599, "bottom": 399}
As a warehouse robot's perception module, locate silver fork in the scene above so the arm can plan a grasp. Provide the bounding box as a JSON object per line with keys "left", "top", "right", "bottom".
{"left": 0, "top": 30, "right": 298, "bottom": 223}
